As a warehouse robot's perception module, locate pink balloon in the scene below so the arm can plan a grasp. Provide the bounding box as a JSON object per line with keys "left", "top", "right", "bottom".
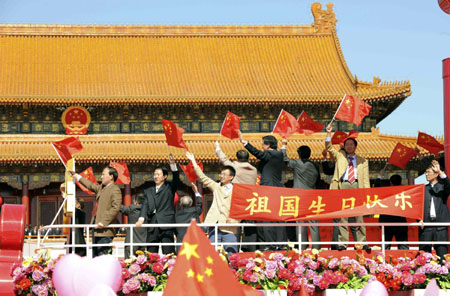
{"left": 424, "top": 278, "right": 440, "bottom": 296}
{"left": 53, "top": 254, "right": 83, "bottom": 296}
{"left": 88, "top": 284, "right": 117, "bottom": 296}
{"left": 359, "top": 280, "right": 388, "bottom": 296}
{"left": 73, "top": 255, "right": 122, "bottom": 295}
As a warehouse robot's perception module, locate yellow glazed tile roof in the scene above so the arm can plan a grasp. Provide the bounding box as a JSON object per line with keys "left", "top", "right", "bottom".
{"left": 0, "top": 128, "right": 436, "bottom": 165}
{"left": 0, "top": 4, "right": 410, "bottom": 105}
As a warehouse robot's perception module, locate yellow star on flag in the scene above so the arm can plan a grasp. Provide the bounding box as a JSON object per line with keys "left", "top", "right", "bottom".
{"left": 186, "top": 269, "right": 195, "bottom": 278}
{"left": 196, "top": 273, "right": 204, "bottom": 283}
{"left": 205, "top": 268, "right": 213, "bottom": 277}
{"left": 179, "top": 242, "right": 200, "bottom": 260}
{"left": 206, "top": 256, "right": 213, "bottom": 264}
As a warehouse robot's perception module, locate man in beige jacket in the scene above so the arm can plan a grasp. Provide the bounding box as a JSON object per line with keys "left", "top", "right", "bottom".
{"left": 186, "top": 151, "right": 240, "bottom": 254}
{"left": 325, "top": 124, "right": 370, "bottom": 250}
{"left": 215, "top": 141, "right": 258, "bottom": 251}
{"left": 69, "top": 166, "right": 122, "bottom": 257}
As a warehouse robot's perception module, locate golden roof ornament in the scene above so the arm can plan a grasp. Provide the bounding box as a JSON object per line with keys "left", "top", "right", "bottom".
{"left": 311, "top": 2, "right": 337, "bottom": 33}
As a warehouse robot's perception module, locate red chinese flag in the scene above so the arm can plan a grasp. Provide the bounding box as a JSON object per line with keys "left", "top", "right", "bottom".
{"left": 163, "top": 220, "right": 261, "bottom": 296}
{"left": 331, "top": 130, "right": 359, "bottom": 146}
{"left": 220, "top": 111, "right": 241, "bottom": 139}
{"left": 75, "top": 167, "right": 97, "bottom": 195}
{"left": 335, "top": 95, "right": 372, "bottom": 126}
{"left": 388, "top": 143, "right": 417, "bottom": 168}
{"left": 180, "top": 162, "right": 204, "bottom": 183}
{"left": 52, "top": 137, "right": 83, "bottom": 165}
{"left": 272, "top": 109, "right": 300, "bottom": 138}
{"left": 297, "top": 111, "right": 324, "bottom": 136}
{"left": 331, "top": 130, "right": 348, "bottom": 145}
{"left": 109, "top": 162, "right": 131, "bottom": 184}
{"left": 162, "top": 119, "right": 188, "bottom": 150}
{"left": 417, "top": 132, "right": 444, "bottom": 156}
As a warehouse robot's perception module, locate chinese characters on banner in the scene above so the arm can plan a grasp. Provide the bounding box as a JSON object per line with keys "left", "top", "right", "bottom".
{"left": 229, "top": 184, "right": 425, "bottom": 221}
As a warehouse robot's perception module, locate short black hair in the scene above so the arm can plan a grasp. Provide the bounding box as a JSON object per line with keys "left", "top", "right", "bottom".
{"left": 389, "top": 174, "right": 402, "bottom": 186}
{"left": 222, "top": 165, "right": 236, "bottom": 177}
{"left": 236, "top": 150, "right": 250, "bottom": 162}
{"left": 135, "top": 192, "right": 145, "bottom": 205}
{"left": 105, "top": 166, "right": 118, "bottom": 182}
{"left": 263, "top": 135, "right": 278, "bottom": 150}
{"left": 297, "top": 145, "right": 311, "bottom": 159}
{"left": 155, "top": 166, "right": 168, "bottom": 177}
{"left": 344, "top": 138, "right": 358, "bottom": 147}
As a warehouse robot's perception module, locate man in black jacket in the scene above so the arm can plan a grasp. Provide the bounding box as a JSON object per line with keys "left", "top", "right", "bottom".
{"left": 137, "top": 153, "right": 179, "bottom": 254}
{"left": 419, "top": 160, "right": 450, "bottom": 262}
{"left": 121, "top": 193, "right": 147, "bottom": 258}
{"left": 239, "top": 131, "right": 286, "bottom": 250}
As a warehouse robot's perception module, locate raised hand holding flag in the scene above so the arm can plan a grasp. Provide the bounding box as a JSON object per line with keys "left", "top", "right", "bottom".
{"left": 272, "top": 109, "right": 300, "bottom": 138}
{"left": 220, "top": 111, "right": 241, "bottom": 139}
{"left": 162, "top": 119, "right": 188, "bottom": 150}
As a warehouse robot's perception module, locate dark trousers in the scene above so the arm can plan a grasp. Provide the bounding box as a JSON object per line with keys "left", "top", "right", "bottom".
{"left": 419, "top": 226, "right": 449, "bottom": 261}
{"left": 147, "top": 228, "right": 175, "bottom": 254}
{"left": 384, "top": 226, "right": 409, "bottom": 250}
{"left": 240, "top": 220, "right": 257, "bottom": 252}
{"left": 257, "top": 221, "right": 287, "bottom": 250}
{"left": 93, "top": 236, "right": 113, "bottom": 257}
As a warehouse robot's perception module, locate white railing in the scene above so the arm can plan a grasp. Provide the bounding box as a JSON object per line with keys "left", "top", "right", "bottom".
{"left": 36, "top": 221, "right": 450, "bottom": 259}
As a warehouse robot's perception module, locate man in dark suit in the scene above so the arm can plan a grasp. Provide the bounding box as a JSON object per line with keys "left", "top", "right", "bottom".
{"left": 121, "top": 193, "right": 147, "bottom": 258}
{"left": 375, "top": 171, "right": 408, "bottom": 250}
{"left": 419, "top": 160, "right": 450, "bottom": 262}
{"left": 137, "top": 153, "right": 179, "bottom": 254}
{"left": 281, "top": 140, "right": 321, "bottom": 250}
{"left": 239, "top": 131, "right": 286, "bottom": 250}
{"left": 70, "top": 166, "right": 122, "bottom": 257}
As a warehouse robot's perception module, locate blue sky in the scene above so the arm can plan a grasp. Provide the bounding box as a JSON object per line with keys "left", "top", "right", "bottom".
{"left": 1, "top": 1, "right": 449, "bottom": 137}
{"left": 1, "top": 0, "right": 449, "bottom": 137}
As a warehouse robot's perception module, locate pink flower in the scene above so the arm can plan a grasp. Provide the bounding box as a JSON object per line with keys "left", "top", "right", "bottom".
{"left": 413, "top": 273, "right": 426, "bottom": 284}
{"left": 136, "top": 255, "right": 147, "bottom": 265}
{"left": 249, "top": 273, "right": 259, "bottom": 283}
{"left": 124, "top": 277, "right": 140, "bottom": 292}
{"left": 401, "top": 271, "right": 413, "bottom": 286}
{"left": 129, "top": 263, "right": 141, "bottom": 275}
{"left": 149, "top": 253, "right": 160, "bottom": 262}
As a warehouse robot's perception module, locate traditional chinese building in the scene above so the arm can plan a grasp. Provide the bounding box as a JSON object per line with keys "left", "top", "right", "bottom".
{"left": 0, "top": 3, "right": 436, "bottom": 226}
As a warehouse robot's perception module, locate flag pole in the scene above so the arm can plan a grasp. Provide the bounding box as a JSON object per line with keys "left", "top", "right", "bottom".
{"left": 329, "top": 94, "right": 347, "bottom": 126}
{"left": 271, "top": 109, "right": 284, "bottom": 134}
{"left": 51, "top": 144, "right": 68, "bottom": 171}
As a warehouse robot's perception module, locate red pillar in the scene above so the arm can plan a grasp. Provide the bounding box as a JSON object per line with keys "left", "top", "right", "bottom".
{"left": 21, "top": 182, "right": 30, "bottom": 226}
{"left": 443, "top": 58, "right": 450, "bottom": 175}
{"left": 122, "top": 183, "right": 132, "bottom": 224}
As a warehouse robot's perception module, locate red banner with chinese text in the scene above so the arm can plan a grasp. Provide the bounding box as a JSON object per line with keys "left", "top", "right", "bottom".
{"left": 230, "top": 184, "right": 424, "bottom": 221}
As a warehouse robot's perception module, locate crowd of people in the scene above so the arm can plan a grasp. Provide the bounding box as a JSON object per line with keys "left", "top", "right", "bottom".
{"left": 65, "top": 125, "right": 449, "bottom": 262}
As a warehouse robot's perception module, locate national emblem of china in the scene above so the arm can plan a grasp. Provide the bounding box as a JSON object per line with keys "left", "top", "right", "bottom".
{"left": 61, "top": 106, "right": 91, "bottom": 135}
